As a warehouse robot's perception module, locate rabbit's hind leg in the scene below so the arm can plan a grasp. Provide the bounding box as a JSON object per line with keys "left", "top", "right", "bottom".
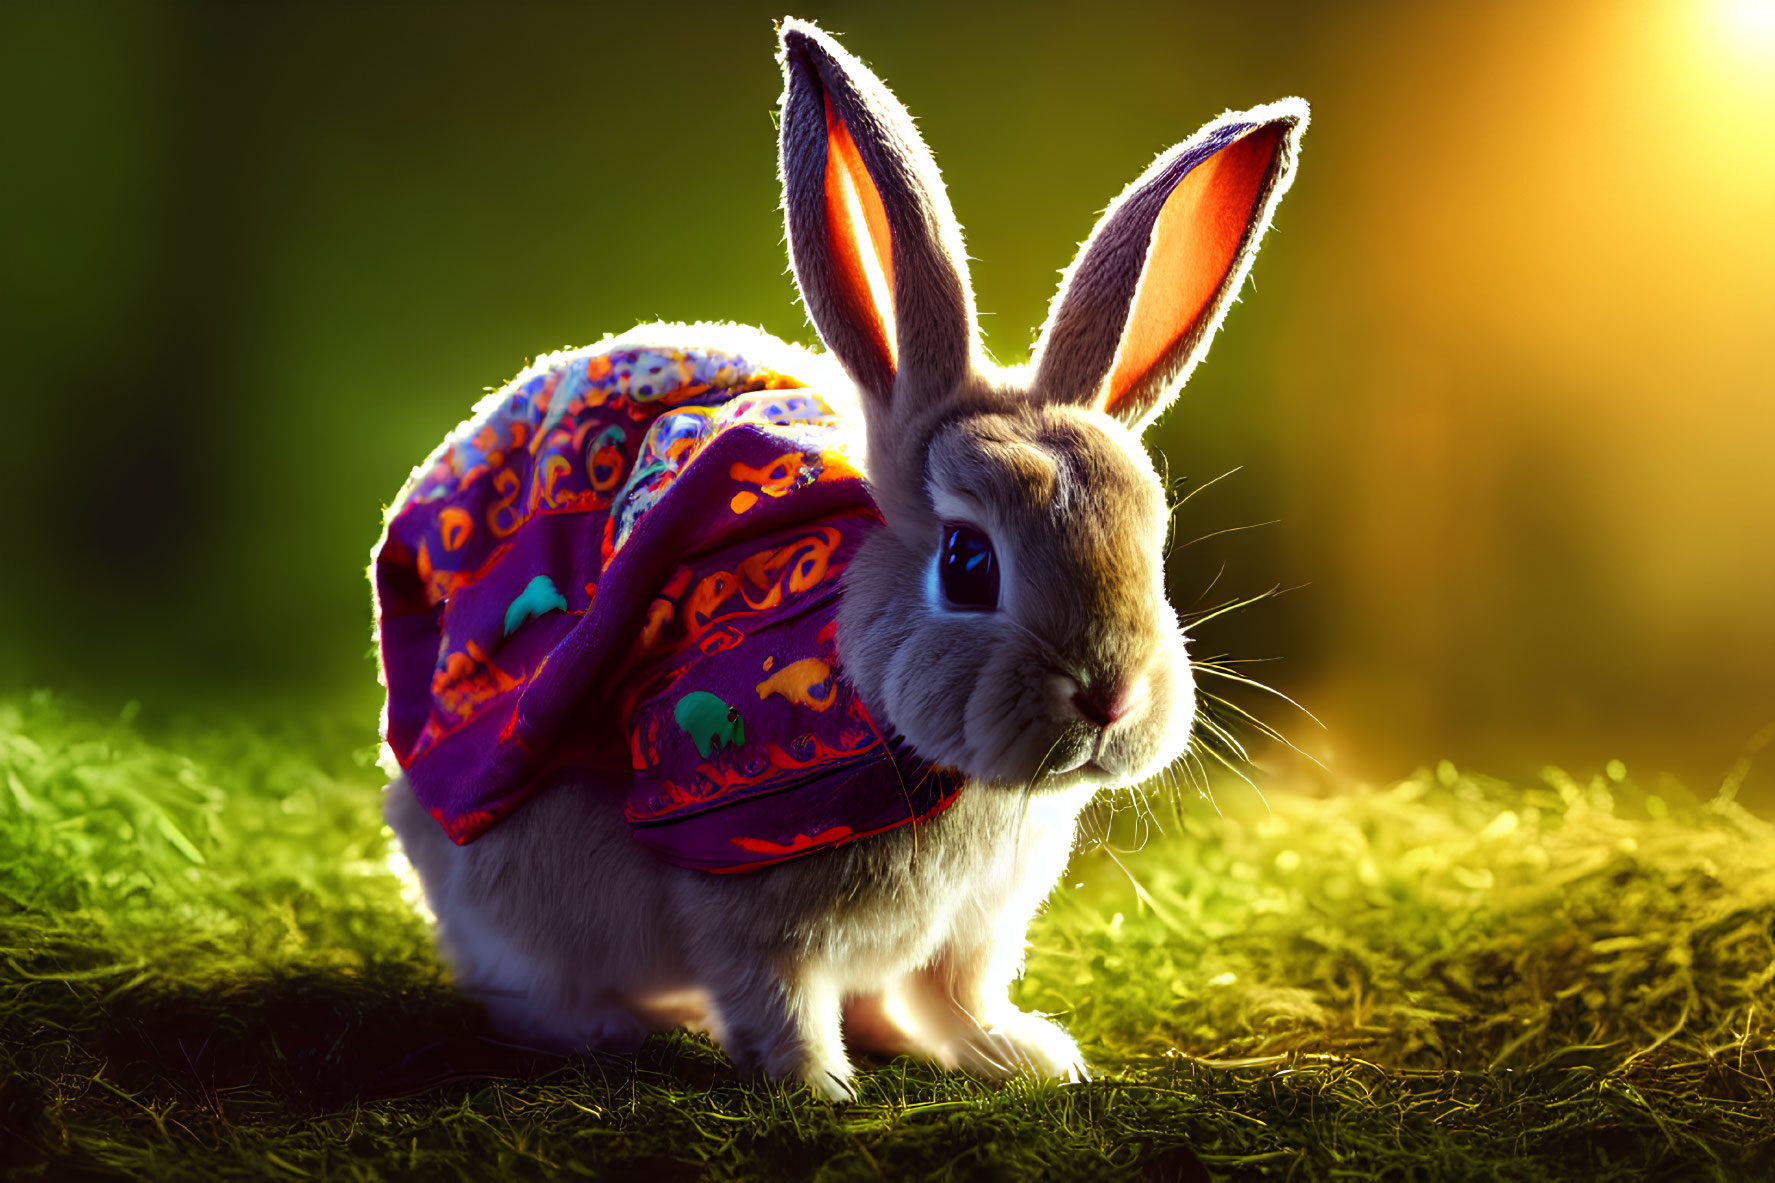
{"left": 842, "top": 991, "right": 918, "bottom": 1059}
{"left": 383, "top": 774, "right": 676, "bottom": 1056}
{"left": 439, "top": 893, "right": 658, "bottom": 1054}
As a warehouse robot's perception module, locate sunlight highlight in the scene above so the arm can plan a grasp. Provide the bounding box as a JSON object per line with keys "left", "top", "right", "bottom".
{"left": 383, "top": 836, "right": 435, "bottom": 924}
{"left": 1721, "top": 0, "right": 1775, "bottom": 45}
{"left": 1697, "top": 0, "right": 1775, "bottom": 86}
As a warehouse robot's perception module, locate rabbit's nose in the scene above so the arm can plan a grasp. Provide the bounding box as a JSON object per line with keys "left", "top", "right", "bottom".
{"left": 1070, "top": 679, "right": 1143, "bottom": 729}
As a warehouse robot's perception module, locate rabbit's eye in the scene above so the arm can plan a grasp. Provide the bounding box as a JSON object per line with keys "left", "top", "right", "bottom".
{"left": 940, "top": 523, "right": 999, "bottom": 611}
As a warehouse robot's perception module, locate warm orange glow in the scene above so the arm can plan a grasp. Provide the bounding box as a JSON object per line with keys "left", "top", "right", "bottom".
{"left": 1105, "top": 124, "right": 1281, "bottom": 416}
{"left": 1244, "top": 0, "right": 1775, "bottom": 787}
{"left": 823, "top": 93, "right": 897, "bottom": 377}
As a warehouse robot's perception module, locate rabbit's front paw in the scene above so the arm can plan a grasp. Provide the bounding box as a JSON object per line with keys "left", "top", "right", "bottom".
{"left": 800, "top": 1057, "right": 859, "bottom": 1103}
{"left": 730, "top": 1036, "right": 855, "bottom": 1103}
{"left": 711, "top": 976, "right": 855, "bottom": 1101}
{"left": 950, "top": 1010, "right": 1088, "bottom": 1083}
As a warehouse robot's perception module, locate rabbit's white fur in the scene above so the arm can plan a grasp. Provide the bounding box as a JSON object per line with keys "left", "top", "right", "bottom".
{"left": 387, "top": 763, "right": 1095, "bottom": 1099}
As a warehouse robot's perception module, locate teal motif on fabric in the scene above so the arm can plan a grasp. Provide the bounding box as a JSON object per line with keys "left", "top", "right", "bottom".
{"left": 503, "top": 576, "right": 568, "bottom": 638}
{"left": 674, "top": 692, "right": 745, "bottom": 759}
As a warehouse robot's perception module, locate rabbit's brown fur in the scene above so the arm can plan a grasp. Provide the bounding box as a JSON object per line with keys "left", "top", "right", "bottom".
{"left": 839, "top": 392, "right": 1192, "bottom": 794}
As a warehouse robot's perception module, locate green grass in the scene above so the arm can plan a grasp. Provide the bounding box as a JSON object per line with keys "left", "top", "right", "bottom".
{"left": 2, "top": 689, "right": 1772, "bottom": 1180}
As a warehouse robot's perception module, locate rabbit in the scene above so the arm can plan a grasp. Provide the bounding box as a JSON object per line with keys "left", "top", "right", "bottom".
{"left": 374, "top": 17, "right": 1307, "bottom": 1101}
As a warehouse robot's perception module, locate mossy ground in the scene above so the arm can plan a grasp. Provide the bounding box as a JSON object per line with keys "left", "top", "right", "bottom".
{"left": 2, "top": 690, "right": 1771, "bottom": 1180}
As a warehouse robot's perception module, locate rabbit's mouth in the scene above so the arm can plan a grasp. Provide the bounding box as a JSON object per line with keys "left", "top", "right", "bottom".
{"left": 965, "top": 674, "right": 1195, "bottom": 794}
{"left": 1046, "top": 741, "right": 1156, "bottom": 792}
{"left": 958, "top": 692, "right": 1192, "bottom": 792}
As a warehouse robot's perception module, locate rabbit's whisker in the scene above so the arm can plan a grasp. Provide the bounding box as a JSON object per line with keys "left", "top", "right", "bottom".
{"left": 1162, "top": 467, "right": 1244, "bottom": 552}
{"left": 1171, "top": 519, "right": 1281, "bottom": 553}
{"left": 1096, "top": 843, "right": 1178, "bottom": 933}
{"left": 1131, "top": 779, "right": 1163, "bottom": 836}
{"left": 1191, "top": 733, "right": 1270, "bottom": 814}
{"left": 1191, "top": 660, "right": 1326, "bottom": 729}
{"left": 1180, "top": 584, "right": 1296, "bottom": 631}
{"left": 1193, "top": 710, "right": 1253, "bottom": 765}
{"left": 1178, "top": 748, "right": 1218, "bottom": 814}
{"left": 1198, "top": 689, "right": 1326, "bottom": 770}
{"left": 1166, "top": 465, "right": 1241, "bottom": 515}
{"left": 1181, "top": 562, "right": 1229, "bottom": 615}
{"left": 1025, "top": 726, "right": 1075, "bottom": 794}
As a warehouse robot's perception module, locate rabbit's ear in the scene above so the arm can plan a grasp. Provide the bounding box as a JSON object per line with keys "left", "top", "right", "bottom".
{"left": 1031, "top": 100, "right": 1307, "bottom": 433}
{"left": 778, "top": 20, "right": 977, "bottom": 432}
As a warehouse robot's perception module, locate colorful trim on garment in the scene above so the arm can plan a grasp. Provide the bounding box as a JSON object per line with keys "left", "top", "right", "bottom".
{"left": 372, "top": 332, "right": 964, "bottom": 872}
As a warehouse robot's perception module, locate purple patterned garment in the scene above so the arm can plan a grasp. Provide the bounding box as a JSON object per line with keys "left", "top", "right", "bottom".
{"left": 372, "top": 334, "right": 963, "bottom": 872}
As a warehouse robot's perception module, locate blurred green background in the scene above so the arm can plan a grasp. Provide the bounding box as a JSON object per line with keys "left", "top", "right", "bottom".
{"left": 3, "top": 0, "right": 1772, "bottom": 804}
